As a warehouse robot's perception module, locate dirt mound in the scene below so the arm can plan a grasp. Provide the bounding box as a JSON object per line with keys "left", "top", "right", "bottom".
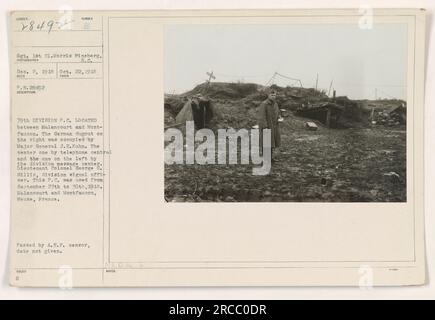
{"left": 164, "top": 94, "right": 186, "bottom": 117}
{"left": 269, "top": 84, "right": 327, "bottom": 100}
{"left": 184, "top": 82, "right": 260, "bottom": 100}
{"left": 164, "top": 82, "right": 403, "bottom": 129}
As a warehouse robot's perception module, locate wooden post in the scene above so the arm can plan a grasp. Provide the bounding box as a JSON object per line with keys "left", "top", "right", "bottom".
{"left": 326, "top": 108, "right": 331, "bottom": 128}
{"left": 328, "top": 80, "right": 333, "bottom": 96}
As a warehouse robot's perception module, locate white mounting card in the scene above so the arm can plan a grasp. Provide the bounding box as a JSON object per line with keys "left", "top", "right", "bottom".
{"left": 9, "top": 9, "right": 426, "bottom": 287}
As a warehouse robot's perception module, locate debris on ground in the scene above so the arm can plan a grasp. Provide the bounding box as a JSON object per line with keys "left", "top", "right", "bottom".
{"left": 305, "top": 122, "right": 318, "bottom": 131}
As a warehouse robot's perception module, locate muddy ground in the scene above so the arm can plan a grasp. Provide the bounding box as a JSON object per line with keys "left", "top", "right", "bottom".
{"left": 164, "top": 124, "right": 406, "bottom": 202}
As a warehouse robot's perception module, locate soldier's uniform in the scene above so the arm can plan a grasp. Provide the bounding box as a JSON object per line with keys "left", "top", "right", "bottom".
{"left": 257, "top": 97, "right": 281, "bottom": 149}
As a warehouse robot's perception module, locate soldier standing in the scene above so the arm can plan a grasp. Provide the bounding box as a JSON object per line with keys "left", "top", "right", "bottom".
{"left": 257, "top": 89, "right": 281, "bottom": 162}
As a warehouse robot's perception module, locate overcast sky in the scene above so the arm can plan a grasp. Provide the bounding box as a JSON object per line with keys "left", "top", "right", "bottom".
{"left": 164, "top": 23, "right": 408, "bottom": 100}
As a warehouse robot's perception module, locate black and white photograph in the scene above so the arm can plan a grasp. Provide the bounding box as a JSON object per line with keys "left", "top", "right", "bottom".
{"left": 164, "top": 23, "right": 408, "bottom": 202}
{"left": 3, "top": 5, "right": 429, "bottom": 292}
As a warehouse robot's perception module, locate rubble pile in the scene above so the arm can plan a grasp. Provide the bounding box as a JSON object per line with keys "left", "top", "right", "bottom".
{"left": 371, "top": 104, "right": 406, "bottom": 126}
